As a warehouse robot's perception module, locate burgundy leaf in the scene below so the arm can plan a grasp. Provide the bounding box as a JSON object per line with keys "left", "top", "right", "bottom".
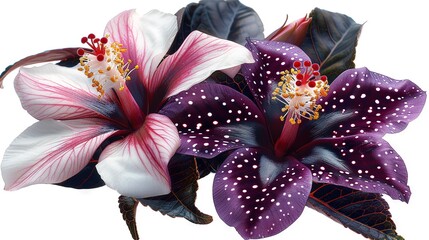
{"left": 138, "top": 154, "right": 212, "bottom": 224}
{"left": 118, "top": 195, "right": 140, "bottom": 240}
{"left": 0, "top": 48, "right": 82, "bottom": 88}
{"left": 168, "top": 0, "right": 264, "bottom": 54}
{"left": 209, "top": 71, "right": 253, "bottom": 99}
{"left": 308, "top": 183, "right": 404, "bottom": 240}
{"left": 196, "top": 150, "right": 231, "bottom": 179}
{"left": 213, "top": 148, "right": 312, "bottom": 239}
{"left": 300, "top": 8, "right": 362, "bottom": 81}
{"left": 160, "top": 82, "right": 269, "bottom": 159}
{"left": 56, "top": 159, "right": 104, "bottom": 189}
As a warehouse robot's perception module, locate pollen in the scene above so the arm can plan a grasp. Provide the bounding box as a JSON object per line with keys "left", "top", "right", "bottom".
{"left": 271, "top": 60, "right": 329, "bottom": 124}
{"left": 77, "top": 33, "right": 139, "bottom": 98}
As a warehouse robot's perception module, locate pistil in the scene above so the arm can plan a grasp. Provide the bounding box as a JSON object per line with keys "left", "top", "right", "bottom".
{"left": 77, "top": 33, "right": 139, "bottom": 98}
{"left": 272, "top": 60, "right": 329, "bottom": 124}
{"left": 272, "top": 60, "right": 329, "bottom": 157}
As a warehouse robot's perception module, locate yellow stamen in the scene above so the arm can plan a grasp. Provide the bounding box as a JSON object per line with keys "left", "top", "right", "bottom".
{"left": 77, "top": 34, "right": 139, "bottom": 98}
{"left": 271, "top": 61, "right": 329, "bottom": 124}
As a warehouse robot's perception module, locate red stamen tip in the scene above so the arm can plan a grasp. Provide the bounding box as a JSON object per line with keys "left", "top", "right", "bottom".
{"left": 88, "top": 33, "right": 96, "bottom": 39}
{"left": 100, "top": 37, "right": 108, "bottom": 44}
{"left": 304, "top": 60, "right": 311, "bottom": 67}
{"left": 296, "top": 73, "right": 303, "bottom": 80}
{"left": 81, "top": 37, "right": 88, "bottom": 44}
{"left": 312, "top": 63, "right": 320, "bottom": 71}
{"left": 96, "top": 54, "right": 105, "bottom": 61}
{"left": 308, "top": 81, "right": 316, "bottom": 88}
{"left": 293, "top": 61, "right": 301, "bottom": 68}
{"left": 321, "top": 75, "right": 328, "bottom": 81}
{"left": 296, "top": 80, "right": 302, "bottom": 86}
{"left": 77, "top": 48, "right": 85, "bottom": 56}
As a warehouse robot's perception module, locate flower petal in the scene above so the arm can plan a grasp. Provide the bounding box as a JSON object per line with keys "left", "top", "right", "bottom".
{"left": 213, "top": 148, "right": 312, "bottom": 239}
{"left": 242, "top": 40, "right": 311, "bottom": 140}
{"left": 96, "top": 113, "right": 180, "bottom": 198}
{"left": 160, "top": 82, "right": 269, "bottom": 158}
{"left": 0, "top": 48, "right": 81, "bottom": 88}
{"left": 14, "top": 64, "right": 122, "bottom": 121}
{"left": 298, "top": 134, "right": 410, "bottom": 202}
{"left": 1, "top": 119, "right": 117, "bottom": 190}
{"left": 267, "top": 16, "right": 312, "bottom": 46}
{"left": 296, "top": 67, "right": 426, "bottom": 144}
{"left": 150, "top": 31, "right": 254, "bottom": 105}
{"left": 105, "top": 9, "right": 177, "bottom": 89}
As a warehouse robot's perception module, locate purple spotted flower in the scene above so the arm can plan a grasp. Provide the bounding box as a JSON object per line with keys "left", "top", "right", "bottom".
{"left": 161, "top": 39, "right": 426, "bottom": 239}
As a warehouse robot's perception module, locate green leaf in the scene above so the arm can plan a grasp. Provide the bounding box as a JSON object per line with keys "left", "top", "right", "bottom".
{"left": 118, "top": 196, "right": 140, "bottom": 240}
{"left": 308, "top": 183, "right": 405, "bottom": 240}
{"left": 138, "top": 154, "right": 213, "bottom": 224}
{"left": 300, "top": 8, "right": 363, "bottom": 81}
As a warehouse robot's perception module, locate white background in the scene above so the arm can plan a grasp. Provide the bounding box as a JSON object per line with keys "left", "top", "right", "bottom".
{"left": 0, "top": 0, "right": 427, "bottom": 239}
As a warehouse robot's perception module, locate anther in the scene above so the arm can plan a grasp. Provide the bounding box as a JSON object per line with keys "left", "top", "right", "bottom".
{"left": 271, "top": 60, "right": 329, "bottom": 124}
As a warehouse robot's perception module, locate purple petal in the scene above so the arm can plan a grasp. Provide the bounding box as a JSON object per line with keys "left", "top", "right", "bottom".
{"left": 160, "top": 82, "right": 269, "bottom": 158}
{"left": 213, "top": 148, "right": 312, "bottom": 239}
{"left": 298, "top": 134, "right": 410, "bottom": 202}
{"left": 297, "top": 67, "right": 426, "bottom": 144}
{"left": 241, "top": 40, "right": 311, "bottom": 140}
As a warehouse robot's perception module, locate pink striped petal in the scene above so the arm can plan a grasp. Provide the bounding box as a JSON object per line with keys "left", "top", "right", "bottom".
{"left": 15, "top": 64, "right": 119, "bottom": 120}
{"left": 1, "top": 119, "right": 117, "bottom": 190}
{"left": 104, "top": 9, "right": 177, "bottom": 87}
{"left": 151, "top": 31, "right": 254, "bottom": 103}
{"left": 96, "top": 113, "right": 180, "bottom": 198}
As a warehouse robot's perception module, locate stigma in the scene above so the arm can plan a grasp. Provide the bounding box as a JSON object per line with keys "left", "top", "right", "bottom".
{"left": 77, "top": 33, "right": 139, "bottom": 98}
{"left": 272, "top": 60, "right": 329, "bottom": 124}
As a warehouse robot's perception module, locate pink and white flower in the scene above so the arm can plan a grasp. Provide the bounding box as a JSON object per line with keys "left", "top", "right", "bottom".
{"left": 1, "top": 9, "right": 253, "bottom": 198}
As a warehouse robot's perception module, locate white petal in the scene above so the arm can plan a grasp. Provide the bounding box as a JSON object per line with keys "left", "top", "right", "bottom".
{"left": 105, "top": 9, "right": 177, "bottom": 86}
{"left": 152, "top": 31, "right": 255, "bottom": 100}
{"left": 97, "top": 113, "right": 180, "bottom": 198}
{"left": 15, "top": 64, "right": 117, "bottom": 120}
{"left": 1, "top": 119, "right": 117, "bottom": 190}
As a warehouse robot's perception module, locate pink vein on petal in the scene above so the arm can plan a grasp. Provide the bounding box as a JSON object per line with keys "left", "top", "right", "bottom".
{"left": 15, "top": 64, "right": 115, "bottom": 120}
{"left": 152, "top": 31, "right": 253, "bottom": 101}
{"left": 2, "top": 119, "right": 117, "bottom": 190}
{"left": 97, "top": 113, "right": 179, "bottom": 198}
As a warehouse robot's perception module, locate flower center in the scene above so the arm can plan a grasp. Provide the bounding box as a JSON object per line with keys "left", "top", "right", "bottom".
{"left": 272, "top": 60, "right": 329, "bottom": 124}
{"left": 77, "top": 33, "right": 139, "bottom": 98}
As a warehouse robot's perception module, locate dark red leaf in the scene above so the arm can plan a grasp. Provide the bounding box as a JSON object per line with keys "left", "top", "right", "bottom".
{"left": 209, "top": 72, "right": 253, "bottom": 98}
{"left": 299, "top": 8, "right": 363, "bottom": 81}
{"left": 118, "top": 196, "right": 140, "bottom": 240}
{"left": 307, "top": 183, "right": 404, "bottom": 240}
{"left": 0, "top": 48, "right": 82, "bottom": 88}
{"left": 138, "top": 154, "right": 213, "bottom": 224}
